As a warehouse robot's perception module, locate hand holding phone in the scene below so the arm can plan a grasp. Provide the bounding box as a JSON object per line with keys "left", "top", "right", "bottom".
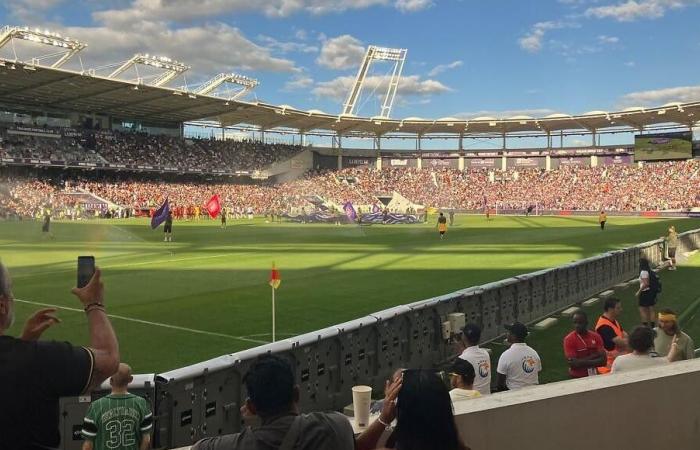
{"left": 77, "top": 256, "right": 95, "bottom": 289}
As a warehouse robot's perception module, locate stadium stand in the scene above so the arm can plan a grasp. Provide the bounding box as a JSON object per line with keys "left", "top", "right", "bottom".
{"left": 2, "top": 160, "right": 698, "bottom": 220}
{"left": 0, "top": 126, "right": 305, "bottom": 172}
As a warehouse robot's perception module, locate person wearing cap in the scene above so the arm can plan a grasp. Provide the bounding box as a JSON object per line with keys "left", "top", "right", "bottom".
{"left": 654, "top": 309, "right": 694, "bottom": 360}
{"left": 496, "top": 322, "right": 541, "bottom": 391}
{"left": 563, "top": 310, "right": 606, "bottom": 378}
{"left": 448, "top": 358, "right": 481, "bottom": 406}
{"left": 456, "top": 323, "right": 491, "bottom": 395}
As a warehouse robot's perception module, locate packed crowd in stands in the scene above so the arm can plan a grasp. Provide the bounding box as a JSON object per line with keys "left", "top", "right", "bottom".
{"left": 0, "top": 127, "right": 304, "bottom": 172}
{"left": 1, "top": 159, "right": 698, "bottom": 219}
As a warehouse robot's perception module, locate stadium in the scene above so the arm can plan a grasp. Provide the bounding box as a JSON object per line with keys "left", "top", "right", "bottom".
{"left": 1, "top": 5, "right": 700, "bottom": 450}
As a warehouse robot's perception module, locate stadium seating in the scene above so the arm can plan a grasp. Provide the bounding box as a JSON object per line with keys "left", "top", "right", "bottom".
{"left": 1, "top": 159, "right": 698, "bottom": 219}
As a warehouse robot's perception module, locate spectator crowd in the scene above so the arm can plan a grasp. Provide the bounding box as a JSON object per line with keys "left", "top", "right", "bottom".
{"left": 2, "top": 159, "right": 698, "bottom": 220}
{"left": 0, "top": 126, "right": 304, "bottom": 172}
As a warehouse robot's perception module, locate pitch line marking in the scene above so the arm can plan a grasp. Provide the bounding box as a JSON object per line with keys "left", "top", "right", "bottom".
{"left": 14, "top": 298, "right": 268, "bottom": 345}
{"left": 12, "top": 253, "right": 234, "bottom": 279}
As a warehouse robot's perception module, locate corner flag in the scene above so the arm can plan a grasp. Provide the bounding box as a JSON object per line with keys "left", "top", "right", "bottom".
{"left": 269, "top": 263, "right": 281, "bottom": 289}
{"left": 150, "top": 199, "right": 169, "bottom": 229}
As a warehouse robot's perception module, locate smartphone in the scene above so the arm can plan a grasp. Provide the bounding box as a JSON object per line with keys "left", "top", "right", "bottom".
{"left": 77, "top": 256, "right": 95, "bottom": 288}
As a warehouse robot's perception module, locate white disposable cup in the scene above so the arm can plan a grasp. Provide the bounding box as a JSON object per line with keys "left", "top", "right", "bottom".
{"left": 352, "top": 385, "right": 372, "bottom": 428}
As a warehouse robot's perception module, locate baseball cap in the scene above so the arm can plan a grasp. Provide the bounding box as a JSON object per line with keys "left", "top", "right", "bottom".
{"left": 505, "top": 321, "right": 528, "bottom": 340}
{"left": 450, "top": 358, "right": 475, "bottom": 380}
{"left": 462, "top": 323, "right": 482, "bottom": 343}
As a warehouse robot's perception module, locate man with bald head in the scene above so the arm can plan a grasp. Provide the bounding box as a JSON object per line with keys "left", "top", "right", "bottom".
{"left": 81, "top": 363, "right": 153, "bottom": 450}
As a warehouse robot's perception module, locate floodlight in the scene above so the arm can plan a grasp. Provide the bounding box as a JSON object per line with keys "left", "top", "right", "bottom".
{"left": 342, "top": 45, "right": 407, "bottom": 119}
{"left": 195, "top": 73, "right": 259, "bottom": 100}
{"left": 108, "top": 53, "right": 190, "bottom": 87}
{"left": 0, "top": 25, "right": 86, "bottom": 67}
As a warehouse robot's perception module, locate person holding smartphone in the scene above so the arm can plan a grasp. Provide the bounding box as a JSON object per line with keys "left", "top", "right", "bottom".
{"left": 0, "top": 261, "right": 120, "bottom": 450}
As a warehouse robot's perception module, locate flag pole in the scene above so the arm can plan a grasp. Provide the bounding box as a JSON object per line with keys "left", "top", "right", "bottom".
{"left": 272, "top": 285, "right": 276, "bottom": 343}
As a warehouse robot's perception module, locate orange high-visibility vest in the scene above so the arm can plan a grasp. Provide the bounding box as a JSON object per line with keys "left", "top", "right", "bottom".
{"left": 595, "top": 316, "right": 624, "bottom": 374}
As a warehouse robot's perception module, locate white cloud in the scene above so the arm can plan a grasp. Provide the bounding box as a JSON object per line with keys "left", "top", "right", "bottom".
{"left": 598, "top": 34, "right": 620, "bottom": 44}
{"left": 257, "top": 35, "right": 319, "bottom": 54}
{"left": 316, "top": 35, "right": 366, "bottom": 70}
{"left": 312, "top": 74, "right": 450, "bottom": 101}
{"left": 394, "top": 0, "right": 434, "bottom": 12}
{"left": 585, "top": 0, "right": 697, "bottom": 22}
{"left": 618, "top": 84, "right": 700, "bottom": 107}
{"left": 84, "top": 0, "right": 429, "bottom": 24}
{"left": 454, "top": 108, "right": 558, "bottom": 119}
{"left": 5, "top": 0, "right": 64, "bottom": 21}
{"left": 427, "top": 60, "right": 463, "bottom": 77}
{"left": 55, "top": 21, "right": 298, "bottom": 80}
{"left": 625, "top": 60, "right": 636, "bottom": 67}
{"left": 518, "top": 21, "right": 575, "bottom": 53}
{"left": 283, "top": 74, "right": 315, "bottom": 92}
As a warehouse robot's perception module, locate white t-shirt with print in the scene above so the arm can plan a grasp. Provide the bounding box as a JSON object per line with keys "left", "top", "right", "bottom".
{"left": 459, "top": 346, "right": 492, "bottom": 396}
{"left": 496, "top": 343, "right": 541, "bottom": 390}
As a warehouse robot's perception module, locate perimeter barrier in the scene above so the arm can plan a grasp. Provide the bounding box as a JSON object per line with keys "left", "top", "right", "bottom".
{"left": 58, "top": 228, "right": 700, "bottom": 449}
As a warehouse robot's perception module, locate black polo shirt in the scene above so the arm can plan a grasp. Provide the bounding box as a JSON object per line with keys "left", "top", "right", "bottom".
{"left": 0, "top": 336, "right": 94, "bottom": 450}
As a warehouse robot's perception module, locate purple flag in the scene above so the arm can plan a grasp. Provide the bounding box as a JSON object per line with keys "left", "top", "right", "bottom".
{"left": 151, "top": 198, "right": 170, "bottom": 229}
{"left": 343, "top": 201, "right": 357, "bottom": 221}
{"left": 372, "top": 203, "right": 380, "bottom": 213}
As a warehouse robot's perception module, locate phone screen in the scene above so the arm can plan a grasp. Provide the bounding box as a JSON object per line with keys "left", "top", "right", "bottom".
{"left": 77, "top": 256, "right": 95, "bottom": 288}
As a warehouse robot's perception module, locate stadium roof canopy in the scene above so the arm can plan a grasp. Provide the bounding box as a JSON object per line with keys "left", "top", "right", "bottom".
{"left": 1, "top": 58, "right": 698, "bottom": 137}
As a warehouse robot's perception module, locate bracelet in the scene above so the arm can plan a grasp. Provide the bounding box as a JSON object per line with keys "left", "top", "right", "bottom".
{"left": 377, "top": 417, "right": 390, "bottom": 427}
{"left": 84, "top": 302, "right": 105, "bottom": 312}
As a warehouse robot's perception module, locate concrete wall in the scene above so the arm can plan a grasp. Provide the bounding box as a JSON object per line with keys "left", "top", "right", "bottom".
{"left": 262, "top": 149, "right": 313, "bottom": 183}
{"left": 454, "top": 359, "right": 700, "bottom": 450}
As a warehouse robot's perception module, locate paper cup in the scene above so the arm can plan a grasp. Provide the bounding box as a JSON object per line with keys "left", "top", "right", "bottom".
{"left": 352, "top": 385, "right": 372, "bottom": 428}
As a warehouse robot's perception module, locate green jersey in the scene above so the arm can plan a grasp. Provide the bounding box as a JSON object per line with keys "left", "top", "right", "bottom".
{"left": 81, "top": 393, "right": 153, "bottom": 450}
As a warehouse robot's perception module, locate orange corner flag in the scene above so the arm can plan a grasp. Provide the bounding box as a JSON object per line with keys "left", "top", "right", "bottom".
{"left": 269, "top": 263, "right": 281, "bottom": 289}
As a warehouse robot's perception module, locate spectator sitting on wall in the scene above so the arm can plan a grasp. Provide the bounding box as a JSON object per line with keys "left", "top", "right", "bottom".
{"left": 456, "top": 323, "right": 491, "bottom": 395}
{"left": 81, "top": 363, "right": 153, "bottom": 450}
{"left": 381, "top": 369, "right": 470, "bottom": 450}
{"left": 449, "top": 359, "right": 481, "bottom": 405}
{"left": 0, "top": 263, "right": 120, "bottom": 450}
{"left": 563, "top": 310, "right": 606, "bottom": 378}
{"left": 594, "top": 297, "right": 629, "bottom": 374}
{"left": 496, "top": 322, "right": 541, "bottom": 391}
{"left": 654, "top": 309, "right": 695, "bottom": 360}
{"left": 611, "top": 325, "right": 680, "bottom": 373}
{"left": 191, "top": 354, "right": 402, "bottom": 450}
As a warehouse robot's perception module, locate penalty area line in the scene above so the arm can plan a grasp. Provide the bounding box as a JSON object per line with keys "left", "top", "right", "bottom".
{"left": 14, "top": 298, "right": 268, "bottom": 345}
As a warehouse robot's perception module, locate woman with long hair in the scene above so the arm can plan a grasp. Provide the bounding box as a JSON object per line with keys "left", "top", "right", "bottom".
{"left": 383, "top": 369, "right": 470, "bottom": 450}
{"left": 636, "top": 258, "right": 659, "bottom": 328}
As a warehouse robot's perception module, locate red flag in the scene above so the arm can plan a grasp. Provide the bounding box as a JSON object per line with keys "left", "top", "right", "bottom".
{"left": 206, "top": 194, "right": 221, "bottom": 219}
{"left": 269, "top": 263, "right": 281, "bottom": 289}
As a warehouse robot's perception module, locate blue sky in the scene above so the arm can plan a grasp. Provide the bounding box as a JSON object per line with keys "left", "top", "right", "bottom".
{"left": 2, "top": 0, "right": 700, "bottom": 123}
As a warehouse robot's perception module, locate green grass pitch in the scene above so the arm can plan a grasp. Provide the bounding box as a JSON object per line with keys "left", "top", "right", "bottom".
{"left": 2, "top": 215, "right": 699, "bottom": 382}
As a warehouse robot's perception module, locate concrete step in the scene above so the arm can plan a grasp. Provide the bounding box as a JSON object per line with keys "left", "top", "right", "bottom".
{"left": 561, "top": 306, "right": 580, "bottom": 317}
{"left": 533, "top": 317, "right": 558, "bottom": 330}
{"left": 583, "top": 297, "right": 600, "bottom": 307}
